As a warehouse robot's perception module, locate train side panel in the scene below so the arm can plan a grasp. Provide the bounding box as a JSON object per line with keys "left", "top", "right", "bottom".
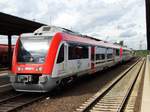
{"left": 52, "top": 41, "right": 91, "bottom": 79}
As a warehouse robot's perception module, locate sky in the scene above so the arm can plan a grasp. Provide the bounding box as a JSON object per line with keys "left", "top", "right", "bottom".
{"left": 0, "top": 0, "right": 147, "bottom": 50}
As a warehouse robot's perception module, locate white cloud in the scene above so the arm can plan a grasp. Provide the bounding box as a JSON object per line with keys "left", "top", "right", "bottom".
{"left": 53, "top": 11, "right": 80, "bottom": 28}
{"left": 0, "top": 0, "right": 146, "bottom": 50}
{"left": 120, "top": 30, "right": 137, "bottom": 37}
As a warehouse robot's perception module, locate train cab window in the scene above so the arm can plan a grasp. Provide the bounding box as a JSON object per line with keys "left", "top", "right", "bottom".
{"left": 57, "top": 44, "right": 64, "bottom": 63}
{"left": 17, "top": 37, "right": 50, "bottom": 64}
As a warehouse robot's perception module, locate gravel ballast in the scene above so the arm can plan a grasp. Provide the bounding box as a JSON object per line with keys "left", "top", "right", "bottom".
{"left": 21, "top": 59, "right": 137, "bottom": 112}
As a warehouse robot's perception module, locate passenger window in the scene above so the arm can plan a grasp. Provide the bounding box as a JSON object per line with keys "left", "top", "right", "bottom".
{"left": 68, "top": 43, "right": 89, "bottom": 60}
{"left": 95, "top": 47, "right": 106, "bottom": 60}
{"left": 107, "top": 54, "right": 113, "bottom": 59}
{"left": 96, "top": 54, "right": 105, "bottom": 60}
{"left": 107, "top": 48, "right": 113, "bottom": 59}
{"left": 57, "top": 44, "right": 64, "bottom": 63}
{"left": 91, "top": 47, "right": 95, "bottom": 61}
{"left": 116, "top": 49, "right": 120, "bottom": 56}
{"left": 68, "top": 44, "right": 76, "bottom": 59}
{"left": 82, "top": 46, "right": 89, "bottom": 58}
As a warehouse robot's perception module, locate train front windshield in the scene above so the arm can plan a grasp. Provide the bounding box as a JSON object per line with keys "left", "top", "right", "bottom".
{"left": 17, "top": 36, "right": 51, "bottom": 64}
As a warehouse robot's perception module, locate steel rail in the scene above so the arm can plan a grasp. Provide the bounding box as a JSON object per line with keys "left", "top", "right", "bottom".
{"left": 75, "top": 58, "right": 143, "bottom": 112}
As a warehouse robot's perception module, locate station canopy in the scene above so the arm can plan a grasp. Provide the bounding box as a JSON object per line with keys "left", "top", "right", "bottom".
{"left": 0, "top": 12, "right": 45, "bottom": 35}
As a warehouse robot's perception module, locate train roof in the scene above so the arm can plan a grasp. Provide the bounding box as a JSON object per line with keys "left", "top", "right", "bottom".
{"left": 33, "top": 26, "right": 81, "bottom": 36}
{"left": 21, "top": 25, "right": 131, "bottom": 50}
{"left": 62, "top": 33, "right": 121, "bottom": 49}
{"left": 33, "top": 26, "right": 121, "bottom": 49}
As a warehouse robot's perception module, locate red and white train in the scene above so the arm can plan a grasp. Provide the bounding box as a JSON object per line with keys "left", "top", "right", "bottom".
{"left": 10, "top": 26, "right": 133, "bottom": 92}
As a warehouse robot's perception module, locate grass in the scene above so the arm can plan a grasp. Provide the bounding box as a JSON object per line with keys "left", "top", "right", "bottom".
{"left": 134, "top": 50, "right": 149, "bottom": 57}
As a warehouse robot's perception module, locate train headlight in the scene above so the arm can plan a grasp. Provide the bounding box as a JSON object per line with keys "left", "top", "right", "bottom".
{"left": 35, "top": 67, "right": 43, "bottom": 72}
{"left": 17, "top": 67, "right": 21, "bottom": 71}
{"left": 38, "top": 67, "right": 43, "bottom": 71}
{"left": 17, "top": 67, "right": 24, "bottom": 71}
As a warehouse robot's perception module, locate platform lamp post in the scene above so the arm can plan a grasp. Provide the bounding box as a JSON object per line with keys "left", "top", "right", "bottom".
{"left": 145, "top": 0, "right": 150, "bottom": 50}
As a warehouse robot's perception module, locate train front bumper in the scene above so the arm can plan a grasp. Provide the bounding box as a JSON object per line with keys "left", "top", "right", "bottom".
{"left": 10, "top": 74, "right": 58, "bottom": 92}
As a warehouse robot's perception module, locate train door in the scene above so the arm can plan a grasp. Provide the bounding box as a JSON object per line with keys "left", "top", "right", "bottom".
{"left": 53, "top": 43, "right": 67, "bottom": 77}
{"left": 76, "top": 45, "right": 89, "bottom": 73}
{"left": 114, "top": 48, "right": 120, "bottom": 64}
{"left": 91, "top": 46, "right": 95, "bottom": 69}
{"left": 67, "top": 43, "right": 89, "bottom": 75}
{"left": 120, "top": 48, "right": 123, "bottom": 62}
{"left": 67, "top": 43, "right": 78, "bottom": 74}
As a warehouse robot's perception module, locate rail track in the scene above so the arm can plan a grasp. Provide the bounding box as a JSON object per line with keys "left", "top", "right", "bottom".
{"left": 0, "top": 92, "right": 46, "bottom": 112}
{"left": 75, "top": 58, "right": 145, "bottom": 112}
{"left": 0, "top": 58, "right": 143, "bottom": 112}
{"left": 0, "top": 83, "right": 13, "bottom": 93}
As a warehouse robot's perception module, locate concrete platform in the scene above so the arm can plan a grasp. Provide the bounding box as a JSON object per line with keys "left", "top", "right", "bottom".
{"left": 141, "top": 55, "right": 150, "bottom": 112}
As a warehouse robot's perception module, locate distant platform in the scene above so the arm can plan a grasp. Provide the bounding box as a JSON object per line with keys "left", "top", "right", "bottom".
{"left": 141, "top": 55, "right": 150, "bottom": 112}
{"left": 0, "top": 69, "right": 9, "bottom": 77}
{"left": 0, "top": 72, "right": 8, "bottom": 76}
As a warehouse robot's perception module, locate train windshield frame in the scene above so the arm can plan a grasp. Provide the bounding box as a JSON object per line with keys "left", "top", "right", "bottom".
{"left": 17, "top": 36, "right": 52, "bottom": 64}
